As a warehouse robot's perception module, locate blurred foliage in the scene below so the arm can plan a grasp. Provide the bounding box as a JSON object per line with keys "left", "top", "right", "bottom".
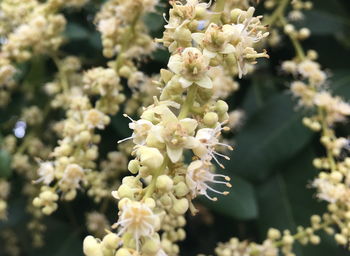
{"left": 1, "top": 0, "right": 350, "bottom": 255}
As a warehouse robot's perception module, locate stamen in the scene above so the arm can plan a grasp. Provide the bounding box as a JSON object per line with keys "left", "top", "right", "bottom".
{"left": 117, "top": 136, "right": 133, "bottom": 144}
{"left": 162, "top": 13, "right": 169, "bottom": 23}
{"left": 123, "top": 113, "right": 135, "bottom": 122}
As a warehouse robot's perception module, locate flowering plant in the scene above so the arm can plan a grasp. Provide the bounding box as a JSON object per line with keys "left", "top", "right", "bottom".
{"left": 0, "top": 0, "right": 350, "bottom": 255}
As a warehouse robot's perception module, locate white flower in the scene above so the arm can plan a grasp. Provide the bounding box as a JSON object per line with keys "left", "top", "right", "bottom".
{"left": 153, "top": 105, "right": 198, "bottom": 163}
{"left": 192, "top": 23, "right": 235, "bottom": 58}
{"left": 313, "top": 178, "right": 348, "bottom": 203}
{"left": 60, "top": 164, "right": 85, "bottom": 190}
{"left": 192, "top": 123, "right": 233, "bottom": 168}
{"left": 168, "top": 47, "right": 212, "bottom": 89}
{"left": 186, "top": 160, "right": 231, "bottom": 201}
{"left": 84, "top": 109, "right": 108, "bottom": 129}
{"left": 37, "top": 162, "right": 55, "bottom": 185}
{"left": 112, "top": 200, "right": 159, "bottom": 250}
{"left": 118, "top": 114, "right": 155, "bottom": 145}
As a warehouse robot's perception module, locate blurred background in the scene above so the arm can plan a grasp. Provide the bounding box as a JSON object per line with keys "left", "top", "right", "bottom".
{"left": 1, "top": 0, "right": 350, "bottom": 255}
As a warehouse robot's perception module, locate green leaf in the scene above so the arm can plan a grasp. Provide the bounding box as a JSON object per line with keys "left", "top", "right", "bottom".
{"left": 331, "top": 70, "right": 350, "bottom": 99}
{"left": 65, "top": 23, "right": 90, "bottom": 40}
{"left": 27, "top": 219, "right": 83, "bottom": 256}
{"left": 256, "top": 146, "right": 344, "bottom": 255}
{"left": 0, "top": 150, "right": 11, "bottom": 178}
{"left": 227, "top": 93, "right": 313, "bottom": 183}
{"left": 144, "top": 12, "right": 165, "bottom": 33}
{"left": 304, "top": 10, "right": 346, "bottom": 36}
{"left": 200, "top": 175, "right": 258, "bottom": 220}
{"left": 111, "top": 112, "right": 131, "bottom": 139}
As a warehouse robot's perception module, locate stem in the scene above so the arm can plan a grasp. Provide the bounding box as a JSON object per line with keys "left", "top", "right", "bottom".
{"left": 264, "top": 0, "right": 290, "bottom": 26}
{"left": 211, "top": 0, "right": 226, "bottom": 24}
{"left": 142, "top": 157, "right": 169, "bottom": 200}
{"left": 52, "top": 55, "right": 69, "bottom": 93}
{"left": 273, "top": 221, "right": 331, "bottom": 248}
{"left": 178, "top": 84, "right": 198, "bottom": 119}
{"left": 279, "top": 16, "right": 306, "bottom": 60}
{"left": 318, "top": 108, "right": 337, "bottom": 171}
{"left": 114, "top": 11, "right": 141, "bottom": 72}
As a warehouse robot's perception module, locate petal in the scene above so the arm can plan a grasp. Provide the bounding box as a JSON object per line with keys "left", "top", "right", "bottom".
{"left": 167, "top": 55, "right": 182, "bottom": 74}
{"left": 179, "top": 77, "right": 193, "bottom": 88}
{"left": 179, "top": 118, "right": 198, "bottom": 134}
{"left": 196, "top": 75, "right": 212, "bottom": 89}
{"left": 191, "top": 33, "right": 205, "bottom": 45}
{"left": 203, "top": 48, "right": 217, "bottom": 58}
{"left": 166, "top": 145, "right": 183, "bottom": 163}
{"left": 184, "top": 136, "right": 200, "bottom": 149}
{"left": 153, "top": 105, "right": 178, "bottom": 124}
{"left": 221, "top": 44, "right": 236, "bottom": 54}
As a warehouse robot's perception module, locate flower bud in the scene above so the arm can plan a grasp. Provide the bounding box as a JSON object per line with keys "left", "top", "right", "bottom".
{"left": 215, "top": 100, "right": 229, "bottom": 114}
{"left": 138, "top": 147, "right": 164, "bottom": 170}
{"left": 83, "top": 236, "right": 103, "bottom": 256}
{"left": 128, "top": 159, "right": 140, "bottom": 174}
{"left": 142, "top": 238, "right": 160, "bottom": 254}
{"left": 115, "top": 248, "right": 132, "bottom": 256}
{"left": 156, "top": 175, "right": 173, "bottom": 191}
{"left": 174, "top": 181, "right": 189, "bottom": 197}
{"left": 119, "top": 66, "right": 132, "bottom": 78}
{"left": 160, "top": 69, "right": 174, "bottom": 83}
{"left": 203, "top": 112, "right": 218, "bottom": 127}
{"left": 173, "top": 198, "right": 189, "bottom": 215}
{"left": 117, "top": 184, "right": 135, "bottom": 199}
{"left": 335, "top": 234, "right": 347, "bottom": 245}
{"left": 101, "top": 233, "right": 120, "bottom": 250}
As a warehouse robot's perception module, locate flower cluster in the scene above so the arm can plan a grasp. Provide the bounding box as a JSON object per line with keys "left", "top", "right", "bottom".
{"left": 212, "top": 1, "right": 350, "bottom": 255}
{"left": 84, "top": 1, "right": 268, "bottom": 255}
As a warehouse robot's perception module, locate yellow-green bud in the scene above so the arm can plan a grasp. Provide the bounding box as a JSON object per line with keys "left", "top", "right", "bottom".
{"left": 335, "top": 234, "right": 347, "bottom": 245}
{"left": 174, "top": 27, "right": 192, "bottom": 43}
{"left": 102, "top": 233, "right": 120, "bottom": 250}
{"left": 160, "top": 194, "right": 172, "bottom": 206}
{"left": 142, "top": 238, "right": 160, "bottom": 254}
{"left": 203, "top": 112, "right": 218, "bottom": 127}
{"left": 119, "top": 66, "right": 132, "bottom": 78}
{"left": 267, "top": 228, "right": 281, "bottom": 240}
{"left": 128, "top": 159, "right": 140, "bottom": 174}
{"left": 117, "top": 184, "right": 134, "bottom": 199}
{"left": 160, "top": 69, "right": 173, "bottom": 83}
{"left": 174, "top": 182, "right": 189, "bottom": 197}
{"left": 156, "top": 175, "right": 174, "bottom": 191}
{"left": 310, "top": 235, "right": 320, "bottom": 245}
{"left": 216, "top": 100, "right": 229, "bottom": 114}
{"left": 231, "top": 8, "right": 245, "bottom": 22}
{"left": 138, "top": 147, "right": 164, "bottom": 170}
{"left": 115, "top": 248, "right": 132, "bottom": 256}
{"left": 173, "top": 198, "right": 189, "bottom": 215}
{"left": 83, "top": 236, "right": 103, "bottom": 256}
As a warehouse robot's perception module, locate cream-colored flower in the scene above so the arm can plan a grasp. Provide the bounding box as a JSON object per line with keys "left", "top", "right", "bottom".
{"left": 313, "top": 178, "right": 348, "bottom": 203}
{"left": 168, "top": 47, "right": 212, "bottom": 89}
{"left": 84, "top": 109, "right": 109, "bottom": 129}
{"left": 153, "top": 105, "right": 198, "bottom": 163}
{"left": 37, "top": 162, "right": 55, "bottom": 185}
{"left": 192, "top": 124, "right": 232, "bottom": 168}
{"left": 192, "top": 23, "right": 235, "bottom": 58}
{"left": 112, "top": 200, "right": 159, "bottom": 250}
{"left": 118, "top": 114, "right": 155, "bottom": 145}
{"left": 60, "top": 164, "right": 85, "bottom": 190}
{"left": 186, "top": 160, "right": 231, "bottom": 201}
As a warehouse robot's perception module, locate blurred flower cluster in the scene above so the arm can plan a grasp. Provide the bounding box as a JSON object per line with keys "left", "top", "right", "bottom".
{"left": 0, "top": 0, "right": 349, "bottom": 256}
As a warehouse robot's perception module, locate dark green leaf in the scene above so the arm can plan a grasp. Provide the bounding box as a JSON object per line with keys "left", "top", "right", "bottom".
{"left": 200, "top": 175, "right": 258, "bottom": 220}
{"left": 65, "top": 23, "right": 90, "bottom": 40}
{"left": 227, "top": 93, "right": 313, "bottom": 183}
{"left": 0, "top": 150, "right": 11, "bottom": 178}
{"left": 256, "top": 146, "right": 345, "bottom": 255}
